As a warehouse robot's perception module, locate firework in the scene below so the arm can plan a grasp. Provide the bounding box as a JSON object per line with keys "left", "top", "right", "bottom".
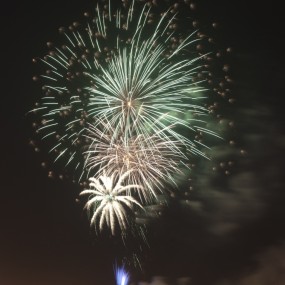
{"left": 31, "top": 0, "right": 230, "bottom": 235}
{"left": 84, "top": 119, "right": 184, "bottom": 202}
{"left": 115, "top": 265, "right": 129, "bottom": 285}
{"left": 32, "top": 0, "right": 216, "bottom": 178}
{"left": 80, "top": 170, "right": 143, "bottom": 235}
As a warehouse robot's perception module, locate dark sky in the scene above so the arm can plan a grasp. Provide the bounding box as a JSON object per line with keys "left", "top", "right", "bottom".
{"left": 1, "top": 1, "right": 285, "bottom": 285}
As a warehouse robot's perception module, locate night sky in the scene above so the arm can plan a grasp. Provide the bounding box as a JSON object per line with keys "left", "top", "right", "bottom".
{"left": 1, "top": 1, "right": 285, "bottom": 285}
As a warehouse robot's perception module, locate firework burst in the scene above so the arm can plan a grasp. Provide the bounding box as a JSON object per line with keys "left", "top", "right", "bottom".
{"left": 31, "top": 0, "right": 231, "bottom": 236}
{"left": 80, "top": 170, "right": 143, "bottom": 235}
{"left": 84, "top": 119, "right": 183, "bottom": 202}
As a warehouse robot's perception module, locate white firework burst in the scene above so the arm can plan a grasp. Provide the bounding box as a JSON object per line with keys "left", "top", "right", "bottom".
{"left": 84, "top": 119, "right": 183, "bottom": 202}
{"left": 80, "top": 170, "right": 143, "bottom": 235}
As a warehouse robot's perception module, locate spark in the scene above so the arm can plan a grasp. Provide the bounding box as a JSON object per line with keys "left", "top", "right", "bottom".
{"left": 115, "top": 266, "right": 129, "bottom": 285}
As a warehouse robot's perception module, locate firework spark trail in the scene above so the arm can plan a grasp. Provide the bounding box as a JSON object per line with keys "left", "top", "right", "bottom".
{"left": 115, "top": 265, "right": 129, "bottom": 285}
{"left": 31, "top": 0, "right": 229, "bottom": 235}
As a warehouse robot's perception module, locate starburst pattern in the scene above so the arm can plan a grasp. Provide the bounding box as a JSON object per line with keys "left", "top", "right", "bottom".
{"left": 84, "top": 119, "right": 183, "bottom": 202}
{"left": 80, "top": 170, "right": 143, "bottom": 235}
{"left": 31, "top": 0, "right": 230, "bottom": 236}
{"left": 31, "top": 0, "right": 217, "bottom": 180}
